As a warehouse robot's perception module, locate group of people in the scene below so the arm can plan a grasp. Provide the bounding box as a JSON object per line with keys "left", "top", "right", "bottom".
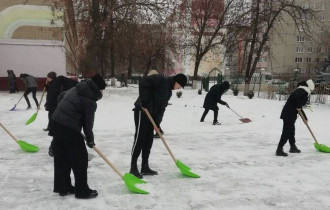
{"left": 7, "top": 69, "right": 315, "bottom": 199}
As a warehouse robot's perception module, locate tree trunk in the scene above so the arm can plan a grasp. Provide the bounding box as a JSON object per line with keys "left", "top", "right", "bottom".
{"left": 192, "top": 57, "right": 201, "bottom": 89}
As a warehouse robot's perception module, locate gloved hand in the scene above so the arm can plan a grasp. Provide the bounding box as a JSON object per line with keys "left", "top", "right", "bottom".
{"left": 86, "top": 141, "right": 95, "bottom": 148}
{"left": 225, "top": 103, "right": 230, "bottom": 108}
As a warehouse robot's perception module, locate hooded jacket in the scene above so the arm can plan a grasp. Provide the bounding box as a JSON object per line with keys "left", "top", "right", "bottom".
{"left": 51, "top": 80, "right": 102, "bottom": 143}
{"left": 203, "top": 81, "right": 230, "bottom": 110}
{"left": 21, "top": 74, "right": 38, "bottom": 89}
{"left": 280, "top": 82, "right": 311, "bottom": 122}
{"left": 134, "top": 74, "right": 173, "bottom": 124}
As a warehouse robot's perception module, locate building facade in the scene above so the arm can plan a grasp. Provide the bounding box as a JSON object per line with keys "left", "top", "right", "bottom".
{"left": 0, "top": 0, "right": 77, "bottom": 90}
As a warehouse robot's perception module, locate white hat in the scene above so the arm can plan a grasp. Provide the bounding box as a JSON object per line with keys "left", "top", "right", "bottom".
{"left": 306, "top": 79, "right": 315, "bottom": 91}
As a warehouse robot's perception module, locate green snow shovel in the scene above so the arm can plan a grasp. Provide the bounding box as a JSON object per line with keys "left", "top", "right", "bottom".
{"left": 93, "top": 146, "right": 149, "bottom": 194}
{"left": 298, "top": 110, "right": 330, "bottom": 153}
{"left": 144, "top": 109, "right": 200, "bottom": 178}
{"left": 26, "top": 87, "right": 46, "bottom": 125}
{"left": 0, "top": 123, "right": 39, "bottom": 152}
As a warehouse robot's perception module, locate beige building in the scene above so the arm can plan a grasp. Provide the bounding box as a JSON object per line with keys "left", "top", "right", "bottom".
{"left": 269, "top": 0, "right": 330, "bottom": 75}
{"left": 0, "top": 0, "right": 77, "bottom": 79}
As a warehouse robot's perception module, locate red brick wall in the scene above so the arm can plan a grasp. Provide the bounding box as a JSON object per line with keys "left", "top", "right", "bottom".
{"left": 0, "top": 77, "right": 47, "bottom": 91}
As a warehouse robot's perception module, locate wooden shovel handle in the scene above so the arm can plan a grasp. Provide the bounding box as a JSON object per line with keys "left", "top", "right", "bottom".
{"left": 298, "top": 110, "right": 319, "bottom": 145}
{"left": 0, "top": 123, "right": 19, "bottom": 143}
{"left": 144, "top": 109, "right": 177, "bottom": 164}
{"left": 93, "top": 146, "right": 124, "bottom": 179}
{"left": 36, "top": 87, "right": 46, "bottom": 114}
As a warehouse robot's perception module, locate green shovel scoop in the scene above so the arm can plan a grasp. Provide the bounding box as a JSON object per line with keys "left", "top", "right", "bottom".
{"left": 0, "top": 123, "right": 39, "bottom": 152}
{"left": 93, "top": 146, "right": 149, "bottom": 194}
{"left": 144, "top": 109, "right": 200, "bottom": 178}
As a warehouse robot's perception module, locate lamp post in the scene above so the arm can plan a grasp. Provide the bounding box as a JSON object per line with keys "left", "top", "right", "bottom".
{"left": 258, "top": 68, "right": 266, "bottom": 98}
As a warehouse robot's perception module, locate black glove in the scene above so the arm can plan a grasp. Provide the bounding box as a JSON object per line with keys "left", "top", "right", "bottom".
{"left": 86, "top": 141, "right": 95, "bottom": 148}
{"left": 225, "top": 103, "right": 230, "bottom": 108}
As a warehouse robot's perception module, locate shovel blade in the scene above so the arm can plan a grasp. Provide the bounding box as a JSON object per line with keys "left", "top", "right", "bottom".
{"left": 122, "top": 173, "right": 148, "bottom": 194}
{"left": 240, "top": 118, "right": 251, "bottom": 123}
{"left": 314, "top": 143, "right": 330, "bottom": 153}
{"left": 9, "top": 105, "right": 17, "bottom": 111}
{"left": 25, "top": 113, "right": 37, "bottom": 125}
{"left": 17, "top": 140, "right": 39, "bottom": 152}
{"left": 176, "top": 160, "right": 200, "bottom": 178}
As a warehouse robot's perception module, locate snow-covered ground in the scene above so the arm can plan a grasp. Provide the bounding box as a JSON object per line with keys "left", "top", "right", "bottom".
{"left": 1, "top": 87, "right": 330, "bottom": 210}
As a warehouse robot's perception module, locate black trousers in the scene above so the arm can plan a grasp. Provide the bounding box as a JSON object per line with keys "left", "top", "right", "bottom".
{"left": 131, "top": 110, "right": 154, "bottom": 166}
{"left": 24, "top": 87, "right": 38, "bottom": 107}
{"left": 201, "top": 108, "right": 218, "bottom": 123}
{"left": 53, "top": 122, "right": 91, "bottom": 196}
{"left": 278, "top": 119, "right": 296, "bottom": 148}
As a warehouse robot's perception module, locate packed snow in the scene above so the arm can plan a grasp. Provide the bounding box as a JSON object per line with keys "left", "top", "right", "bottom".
{"left": 1, "top": 86, "right": 330, "bottom": 210}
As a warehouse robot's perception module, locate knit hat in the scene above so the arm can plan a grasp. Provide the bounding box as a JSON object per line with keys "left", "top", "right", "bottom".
{"left": 91, "top": 74, "right": 106, "bottom": 90}
{"left": 47, "top": 71, "right": 57, "bottom": 80}
{"left": 173, "top": 73, "right": 187, "bottom": 88}
{"left": 306, "top": 79, "right": 315, "bottom": 91}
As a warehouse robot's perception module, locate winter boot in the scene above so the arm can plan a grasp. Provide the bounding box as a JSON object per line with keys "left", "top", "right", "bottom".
{"left": 75, "top": 189, "right": 98, "bottom": 199}
{"left": 141, "top": 163, "right": 158, "bottom": 176}
{"left": 212, "top": 121, "right": 221, "bottom": 125}
{"left": 129, "top": 163, "right": 143, "bottom": 179}
{"left": 48, "top": 146, "right": 54, "bottom": 157}
{"left": 289, "top": 145, "right": 301, "bottom": 153}
{"left": 26, "top": 106, "right": 32, "bottom": 110}
{"left": 276, "top": 146, "right": 288, "bottom": 156}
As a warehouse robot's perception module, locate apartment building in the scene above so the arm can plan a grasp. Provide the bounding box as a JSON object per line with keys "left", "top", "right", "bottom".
{"left": 269, "top": 0, "right": 330, "bottom": 74}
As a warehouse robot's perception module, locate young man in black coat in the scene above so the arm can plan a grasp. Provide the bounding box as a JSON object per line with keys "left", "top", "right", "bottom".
{"left": 276, "top": 79, "right": 315, "bottom": 156}
{"left": 200, "top": 81, "right": 230, "bottom": 125}
{"left": 45, "top": 72, "right": 78, "bottom": 156}
{"left": 51, "top": 74, "right": 106, "bottom": 199}
{"left": 130, "top": 73, "right": 187, "bottom": 178}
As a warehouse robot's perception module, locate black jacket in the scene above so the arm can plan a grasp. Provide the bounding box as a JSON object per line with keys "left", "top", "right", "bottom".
{"left": 134, "top": 74, "right": 173, "bottom": 124}
{"left": 280, "top": 87, "right": 308, "bottom": 122}
{"left": 203, "top": 82, "right": 230, "bottom": 110}
{"left": 45, "top": 76, "right": 78, "bottom": 111}
{"left": 51, "top": 80, "right": 102, "bottom": 143}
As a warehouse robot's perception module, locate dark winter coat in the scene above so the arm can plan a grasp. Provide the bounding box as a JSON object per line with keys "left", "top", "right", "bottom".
{"left": 203, "top": 81, "right": 230, "bottom": 110}
{"left": 280, "top": 87, "right": 308, "bottom": 122}
{"left": 55, "top": 75, "right": 78, "bottom": 91}
{"left": 45, "top": 76, "right": 78, "bottom": 111}
{"left": 134, "top": 74, "right": 173, "bottom": 125}
{"left": 7, "top": 70, "right": 15, "bottom": 90}
{"left": 51, "top": 80, "right": 102, "bottom": 143}
{"left": 21, "top": 75, "right": 38, "bottom": 89}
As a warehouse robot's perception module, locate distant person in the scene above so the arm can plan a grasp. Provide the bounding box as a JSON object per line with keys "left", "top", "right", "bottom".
{"left": 7, "top": 70, "right": 18, "bottom": 93}
{"left": 20, "top": 73, "right": 39, "bottom": 109}
{"left": 130, "top": 73, "right": 187, "bottom": 179}
{"left": 51, "top": 74, "right": 106, "bottom": 199}
{"left": 276, "top": 79, "right": 315, "bottom": 156}
{"left": 200, "top": 81, "right": 230, "bottom": 125}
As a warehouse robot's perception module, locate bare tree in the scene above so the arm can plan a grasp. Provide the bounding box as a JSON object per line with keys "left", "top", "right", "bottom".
{"left": 176, "top": 0, "right": 246, "bottom": 88}
{"left": 241, "top": 0, "right": 318, "bottom": 94}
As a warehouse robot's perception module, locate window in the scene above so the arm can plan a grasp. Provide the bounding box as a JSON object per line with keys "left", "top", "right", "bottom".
{"left": 306, "top": 58, "right": 312, "bottom": 63}
{"left": 316, "top": 47, "right": 321, "bottom": 53}
{"left": 308, "top": 47, "right": 313, "bottom": 53}
{"left": 299, "top": 25, "right": 303, "bottom": 31}
{"left": 321, "top": 14, "right": 325, "bottom": 21}
{"left": 296, "top": 47, "right": 304, "bottom": 53}
{"left": 295, "top": 57, "right": 303, "bottom": 63}
{"left": 316, "top": 58, "right": 320, "bottom": 63}
{"left": 297, "top": 36, "right": 304, "bottom": 42}
{"left": 321, "top": 4, "right": 325, "bottom": 10}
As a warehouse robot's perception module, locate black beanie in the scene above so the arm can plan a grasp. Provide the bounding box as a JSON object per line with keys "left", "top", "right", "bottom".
{"left": 173, "top": 73, "right": 187, "bottom": 88}
{"left": 47, "top": 71, "right": 57, "bottom": 80}
{"left": 91, "top": 74, "right": 106, "bottom": 90}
